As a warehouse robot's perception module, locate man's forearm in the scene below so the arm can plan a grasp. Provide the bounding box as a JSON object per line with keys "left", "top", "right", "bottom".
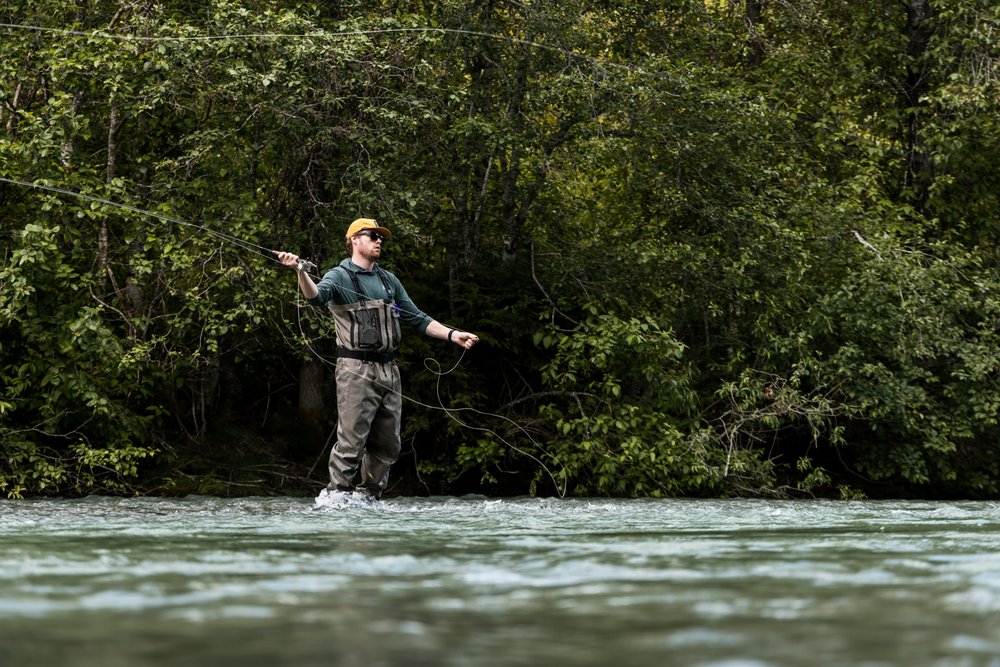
{"left": 298, "top": 269, "right": 319, "bottom": 299}
{"left": 273, "top": 251, "right": 320, "bottom": 300}
{"left": 426, "top": 320, "right": 480, "bottom": 349}
{"left": 425, "top": 320, "right": 453, "bottom": 341}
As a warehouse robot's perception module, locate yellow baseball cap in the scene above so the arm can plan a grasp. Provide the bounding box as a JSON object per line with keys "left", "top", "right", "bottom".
{"left": 345, "top": 218, "right": 392, "bottom": 240}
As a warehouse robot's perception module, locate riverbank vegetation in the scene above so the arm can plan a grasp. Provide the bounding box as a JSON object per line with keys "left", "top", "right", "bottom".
{"left": 2, "top": 0, "right": 999, "bottom": 499}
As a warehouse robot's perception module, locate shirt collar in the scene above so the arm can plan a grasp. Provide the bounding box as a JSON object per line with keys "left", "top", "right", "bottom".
{"left": 344, "top": 258, "right": 377, "bottom": 274}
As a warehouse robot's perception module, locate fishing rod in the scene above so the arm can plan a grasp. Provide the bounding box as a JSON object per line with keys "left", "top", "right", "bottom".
{"left": 0, "top": 176, "right": 317, "bottom": 271}
{"left": 1, "top": 175, "right": 566, "bottom": 495}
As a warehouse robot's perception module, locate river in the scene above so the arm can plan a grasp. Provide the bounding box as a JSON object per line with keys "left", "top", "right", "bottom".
{"left": 1, "top": 496, "right": 999, "bottom": 666}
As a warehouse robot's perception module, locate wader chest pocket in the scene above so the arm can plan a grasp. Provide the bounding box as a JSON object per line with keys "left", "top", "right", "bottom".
{"left": 353, "top": 308, "right": 382, "bottom": 348}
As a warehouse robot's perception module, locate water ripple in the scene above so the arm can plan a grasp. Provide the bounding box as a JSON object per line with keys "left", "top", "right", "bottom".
{"left": 2, "top": 496, "right": 1000, "bottom": 666}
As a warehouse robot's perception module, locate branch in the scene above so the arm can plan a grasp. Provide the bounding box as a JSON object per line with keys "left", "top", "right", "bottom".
{"left": 852, "top": 229, "right": 883, "bottom": 260}
{"left": 495, "top": 390, "right": 597, "bottom": 412}
{"left": 530, "top": 240, "right": 581, "bottom": 326}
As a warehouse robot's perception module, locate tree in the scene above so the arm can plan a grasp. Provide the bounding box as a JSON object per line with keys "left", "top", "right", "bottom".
{"left": 3, "top": 0, "right": 1000, "bottom": 499}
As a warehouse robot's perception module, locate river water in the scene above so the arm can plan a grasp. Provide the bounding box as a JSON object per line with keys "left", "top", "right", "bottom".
{"left": 1, "top": 496, "right": 999, "bottom": 667}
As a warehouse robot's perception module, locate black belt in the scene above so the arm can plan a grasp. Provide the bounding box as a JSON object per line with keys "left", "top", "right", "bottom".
{"left": 336, "top": 347, "right": 395, "bottom": 364}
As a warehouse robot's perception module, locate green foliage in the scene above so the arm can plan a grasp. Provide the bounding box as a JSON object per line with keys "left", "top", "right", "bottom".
{"left": 2, "top": 0, "right": 1000, "bottom": 499}
{"left": 797, "top": 239, "right": 1000, "bottom": 494}
{"left": 0, "top": 217, "right": 161, "bottom": 496}
{"left": 0, "top": 440, "right": 155, "bottom": 499}
{"left": 531, "top": 311, "right": 723, "bottom": 497}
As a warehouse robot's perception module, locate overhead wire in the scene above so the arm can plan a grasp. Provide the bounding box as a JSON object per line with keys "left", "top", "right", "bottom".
{"left": 0, "top": 22, "right": 608, "bottom": 67}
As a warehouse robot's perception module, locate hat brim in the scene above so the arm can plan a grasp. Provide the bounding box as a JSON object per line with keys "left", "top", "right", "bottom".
{"left": 345, "top": 220, "right": 393, "bottom": 239}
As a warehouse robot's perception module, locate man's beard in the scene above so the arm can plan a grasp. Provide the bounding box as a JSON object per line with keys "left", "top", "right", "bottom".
{"left": 361, "top": 245, "right": 381, "bottom": 263}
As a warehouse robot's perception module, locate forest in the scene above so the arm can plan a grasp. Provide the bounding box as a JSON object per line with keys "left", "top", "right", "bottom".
{"left": 2, "top": 0, "right": 999, "bottom": 500}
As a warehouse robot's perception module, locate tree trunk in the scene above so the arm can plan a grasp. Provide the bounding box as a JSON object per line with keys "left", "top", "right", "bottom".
{"left": 298, "top": 359, "right": 326, "bottom": 441}
{"left": 904, "top": 0, "right": 933, "bottom": 215}
{"left": 98, "top": 101, "right": 119, "bottom": 285}
{"left": 745, "top": 0, "right": 765, "bottom": 68}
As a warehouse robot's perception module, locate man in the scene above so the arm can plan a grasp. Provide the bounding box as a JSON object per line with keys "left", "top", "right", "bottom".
{"left": 275, "top": 218, "right": 479, "bottom": 504}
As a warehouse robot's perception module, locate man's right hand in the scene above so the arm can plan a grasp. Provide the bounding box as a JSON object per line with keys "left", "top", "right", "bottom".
{"left": 273, "top": 250, "right": 299, "bottom": 268}
{"left": 273, "top": 250, "right": 314, "bottom": 272}
{"left": 274, "top": 250, "right": 320, "bottom": 299}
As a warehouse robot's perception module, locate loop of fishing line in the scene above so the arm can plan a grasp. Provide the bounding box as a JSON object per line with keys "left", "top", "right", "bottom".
{"left": 291, "top": 295, "right": 567, "bottom": 498}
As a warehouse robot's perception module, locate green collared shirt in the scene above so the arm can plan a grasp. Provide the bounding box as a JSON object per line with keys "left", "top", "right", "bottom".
{"left": 307, "top": 259, "right": 432, "bottom": 335}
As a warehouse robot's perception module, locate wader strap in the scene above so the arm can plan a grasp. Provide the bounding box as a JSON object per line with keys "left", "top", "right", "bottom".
{"left": 336, "top": 346, "right": 395, "bottom": 364}
{"left": 340, "top": 265, "right": 396, "bottom": 306}
{"left": 344, "top": 268, "right": 369, "bottom": 306}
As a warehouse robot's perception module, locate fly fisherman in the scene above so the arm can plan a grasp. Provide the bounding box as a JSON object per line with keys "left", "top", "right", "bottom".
{"left": 275, "top": 218, "right": 479, "bottom": 504}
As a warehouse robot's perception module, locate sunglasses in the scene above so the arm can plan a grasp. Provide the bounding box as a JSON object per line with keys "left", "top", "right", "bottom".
{"left": 356, "top": 230, "right": 386, "bottom": 243}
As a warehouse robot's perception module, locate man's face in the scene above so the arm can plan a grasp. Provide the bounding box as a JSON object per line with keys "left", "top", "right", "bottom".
{"left": 354, "top": 231, "right": 384, "bottom": 261}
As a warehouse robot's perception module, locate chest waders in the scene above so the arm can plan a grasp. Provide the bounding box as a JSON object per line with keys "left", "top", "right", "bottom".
{"left": 326, "top": 267, "right": 404, "bottom": 499}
